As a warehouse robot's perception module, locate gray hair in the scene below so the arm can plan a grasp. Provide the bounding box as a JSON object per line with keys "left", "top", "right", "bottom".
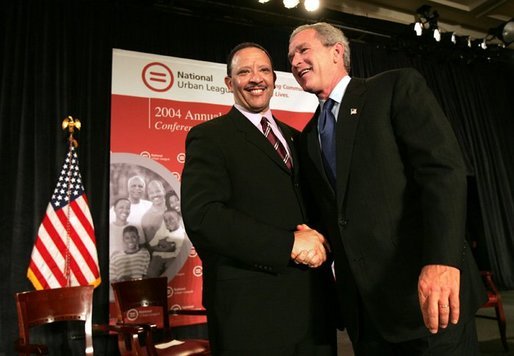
{"left": 290, "top": 22, "right": 351, "bottom": 72}
{"left": 127, "top": 175, "right": 146, "bottom": 188}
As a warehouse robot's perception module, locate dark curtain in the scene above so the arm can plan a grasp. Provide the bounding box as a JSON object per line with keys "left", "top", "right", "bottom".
{"left": 1, "top": 1, "right": 513, "bottom": 354}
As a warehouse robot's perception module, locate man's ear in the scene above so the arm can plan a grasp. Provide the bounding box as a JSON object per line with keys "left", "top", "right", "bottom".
{"left": 332, "top": 42, "right": 344, "bottom": 63}
{"left": 224, "top": 75, "right": 233, "bottom": 92}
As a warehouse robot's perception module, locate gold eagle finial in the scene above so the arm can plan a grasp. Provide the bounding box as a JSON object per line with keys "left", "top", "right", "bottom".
{"left": 62, "top": 116, "right": 81, "bottom": 147}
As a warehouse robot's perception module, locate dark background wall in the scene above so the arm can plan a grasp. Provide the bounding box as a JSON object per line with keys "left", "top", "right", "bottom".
{"left": 1, "top": 1, "right": 513, "bottom": 354}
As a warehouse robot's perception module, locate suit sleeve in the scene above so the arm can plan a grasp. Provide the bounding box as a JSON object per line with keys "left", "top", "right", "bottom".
{"left": 391, "top": 69, "right": 467, "bottom": 268}
{"left": 180, "top": 125, "right": 294, "bottom": 273}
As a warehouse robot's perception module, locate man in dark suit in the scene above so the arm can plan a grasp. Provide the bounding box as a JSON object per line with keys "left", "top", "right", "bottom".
{"left": 181, "top": 42, "right": 336, "bottom": 356}
{"left": 288, "top": 22, "right": 487, "bottom": 355}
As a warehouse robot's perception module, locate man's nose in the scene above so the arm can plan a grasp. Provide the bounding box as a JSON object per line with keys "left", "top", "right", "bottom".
{"left": 249, "top": 70, "right": 263, "bottom": 82}
{"left": 291, "top": 53, "right": 302, "bottom": 68}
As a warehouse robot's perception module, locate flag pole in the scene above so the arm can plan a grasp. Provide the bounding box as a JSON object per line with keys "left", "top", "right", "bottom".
{"left": 28, "top": 116, "right": 100, "bottom": 290}
{"left": 62, "top": 116, "right": 81, "bottom": 286}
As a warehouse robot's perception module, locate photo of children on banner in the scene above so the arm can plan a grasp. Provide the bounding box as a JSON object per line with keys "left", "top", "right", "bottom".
{"left": 109, "top": 160, "right": 193, "bottom": 295}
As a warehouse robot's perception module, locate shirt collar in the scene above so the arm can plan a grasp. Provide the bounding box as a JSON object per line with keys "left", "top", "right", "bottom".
{"left": 234, "top": 104, "right": 275, "bottom": 129}
{"left": 319, "top": 75, "right": 351, "bottom": 107}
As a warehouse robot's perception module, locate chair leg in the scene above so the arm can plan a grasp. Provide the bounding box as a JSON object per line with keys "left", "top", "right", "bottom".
{"left": 494, "top": 303, "right": 508, "bottom": 351}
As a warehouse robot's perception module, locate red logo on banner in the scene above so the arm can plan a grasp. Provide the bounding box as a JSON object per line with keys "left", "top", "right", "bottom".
{"left": 142, "top": 62, "right": 174, "bottom": 92}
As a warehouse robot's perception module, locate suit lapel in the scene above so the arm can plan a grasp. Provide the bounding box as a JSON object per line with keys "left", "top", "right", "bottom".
{"left": 230, "top": 107, "right": 292, "bottom": 174}
{"left": 336, "top": 78, "right": 366, "bottom": 205}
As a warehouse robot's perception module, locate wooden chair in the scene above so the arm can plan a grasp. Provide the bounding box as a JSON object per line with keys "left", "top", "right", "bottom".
{"left": 111, "top": 277, "right": 210, "bottom": 355}
{"left": 14, "top": 285, "right": 95, "bottom": 355}
{"left": 478, "top": 271, "right": 508, "bottom": 351}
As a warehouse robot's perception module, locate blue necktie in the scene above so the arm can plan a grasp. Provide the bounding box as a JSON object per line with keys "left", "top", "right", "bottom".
{"left": 318, "top": 98, "right": 336, "bottom": 186}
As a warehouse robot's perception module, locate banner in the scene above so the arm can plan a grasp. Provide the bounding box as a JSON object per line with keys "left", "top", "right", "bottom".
{"left": 110, "top": 48, "right": 317, "bottom": 326}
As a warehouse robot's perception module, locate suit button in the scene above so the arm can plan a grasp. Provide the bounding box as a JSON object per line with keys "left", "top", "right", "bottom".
{"left": 338, "top": 218, "right": 348, "bottom": 227}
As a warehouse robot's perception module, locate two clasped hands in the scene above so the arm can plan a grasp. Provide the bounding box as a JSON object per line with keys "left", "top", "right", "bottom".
{"left": 291, "top": 224, "right": 462, "bottom": 335}
{"left": 291, "top": 224, "right": 329, "bottom": 268}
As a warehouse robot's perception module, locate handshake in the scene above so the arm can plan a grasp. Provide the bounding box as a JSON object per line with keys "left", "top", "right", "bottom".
{"left": 291, "top": 224, "right": 330, "bottom": 268}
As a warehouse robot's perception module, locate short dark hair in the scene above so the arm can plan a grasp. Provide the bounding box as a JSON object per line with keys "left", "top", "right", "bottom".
{"left": 164, "top": 208, "right": 180, "bottom": 216}
{"left": 122, "top": 225, "right": 139, "bottom": 236}
{"left": 226, "top": 42, "right": 274, "bottom": 76}
{"left": 113, "top": 197, "right": 130, "bottom": 208}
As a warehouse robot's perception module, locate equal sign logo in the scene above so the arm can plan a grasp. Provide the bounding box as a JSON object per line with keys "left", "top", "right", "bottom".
{"left": 142, "top": 62, "right": 174, "bottom": 92}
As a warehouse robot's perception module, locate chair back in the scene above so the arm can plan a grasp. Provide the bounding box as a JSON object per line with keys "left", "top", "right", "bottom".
{"left": 15, "top": 285, "right": 95, "bottom": 355}
{"left": 111, "top": 277, "right": 170, "bottom": 331}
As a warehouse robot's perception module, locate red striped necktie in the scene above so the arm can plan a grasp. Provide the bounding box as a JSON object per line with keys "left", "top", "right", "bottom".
{"left": 261, "top": 117, "right": 292, "bottom": 170}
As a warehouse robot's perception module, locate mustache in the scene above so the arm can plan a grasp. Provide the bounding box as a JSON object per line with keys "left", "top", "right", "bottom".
{"left": 245, "top": 84, "right": 267, "bottom": 90}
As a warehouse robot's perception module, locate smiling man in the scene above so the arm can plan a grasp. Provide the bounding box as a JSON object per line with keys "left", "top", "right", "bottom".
{"left": 181, "top": 42, "right": 337, "bottom": 356}
{"left": 288, "top": 22, "right": 486, "bottom": 356}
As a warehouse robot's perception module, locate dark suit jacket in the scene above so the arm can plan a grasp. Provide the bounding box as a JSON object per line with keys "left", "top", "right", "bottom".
{"left": 181, "top": 107, "right": 334, "bottom": 351}
{"left": 298, "top": 68, "right": 486, "bottom": 343}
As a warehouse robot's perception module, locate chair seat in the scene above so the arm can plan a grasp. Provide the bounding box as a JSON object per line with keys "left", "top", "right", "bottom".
{"left": 155, "top": 339, "right": 210, "bottom": 355}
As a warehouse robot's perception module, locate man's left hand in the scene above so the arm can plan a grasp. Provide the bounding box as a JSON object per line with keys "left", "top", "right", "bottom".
{"left": 418, "top": 264, "right": 460, "bottom": 334}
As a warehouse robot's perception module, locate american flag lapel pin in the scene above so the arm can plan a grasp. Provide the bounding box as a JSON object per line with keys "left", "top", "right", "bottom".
{"left": 350, "top": 108, "right": 357, "bottom": 115}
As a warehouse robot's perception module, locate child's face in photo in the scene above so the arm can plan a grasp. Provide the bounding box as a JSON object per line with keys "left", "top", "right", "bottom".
{"left": 123, "top": 230, "right": 139, "bottom": 254}
{"left": 168, "top": 194, "right": 180, "bottom": 210}
{"left": 163, "top": 211, "right": 180, "bottom": 232}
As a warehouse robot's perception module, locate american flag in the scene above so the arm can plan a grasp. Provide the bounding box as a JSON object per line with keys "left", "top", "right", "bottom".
{"left": 27, "top": 146, "right": 101, "bottom": 289}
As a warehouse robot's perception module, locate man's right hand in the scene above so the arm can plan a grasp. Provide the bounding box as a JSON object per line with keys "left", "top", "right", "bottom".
{"left": 291, "top": 224, "right": 328, "bottom": 268}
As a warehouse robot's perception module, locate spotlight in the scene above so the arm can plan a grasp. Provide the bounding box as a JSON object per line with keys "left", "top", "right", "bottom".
{"left": 433, "top": 28, "right": 441, "bottom": 42}
{"left": 283, "top": 0, "right": 299, "bottom": 9}
{"left": 304, "top": 0, "right": 319, "bottom": 12}
{"left": 416, "top": 5, "right": 439, "bottom": 31}
{"left": 258, "top": 0, "right": 271, "bottom": 3}
{"left": 489, "top": 20, "right": 514, "bottom": 46}
{"left": 414, "top": 22, "right": 423, "bottom": 36}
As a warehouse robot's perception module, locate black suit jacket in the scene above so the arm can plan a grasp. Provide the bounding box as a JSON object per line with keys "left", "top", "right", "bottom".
{"left": 181, "top": 107, "right": 334, "bottom": 351}
{"left": 299, "top": 68, "right": 486, "bottom": 343}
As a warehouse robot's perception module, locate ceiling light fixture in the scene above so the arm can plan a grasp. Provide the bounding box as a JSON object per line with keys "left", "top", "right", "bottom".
{"left": 304, "top": 0, "right": 319, "bottom": 12}
{"left": 489, "top": 20, "right": 514, "bottom": 46}
{"left": 283, "top": 0, "right": 300, "bottom": 9}
{"left": 416, "top": 5, "right": 439, "bottom": 31}
{"left": 433, "top": 28, "right": 441, "bottom": 42}
{"left": 414, "top": 22, "right": 423, "bottom": 36}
